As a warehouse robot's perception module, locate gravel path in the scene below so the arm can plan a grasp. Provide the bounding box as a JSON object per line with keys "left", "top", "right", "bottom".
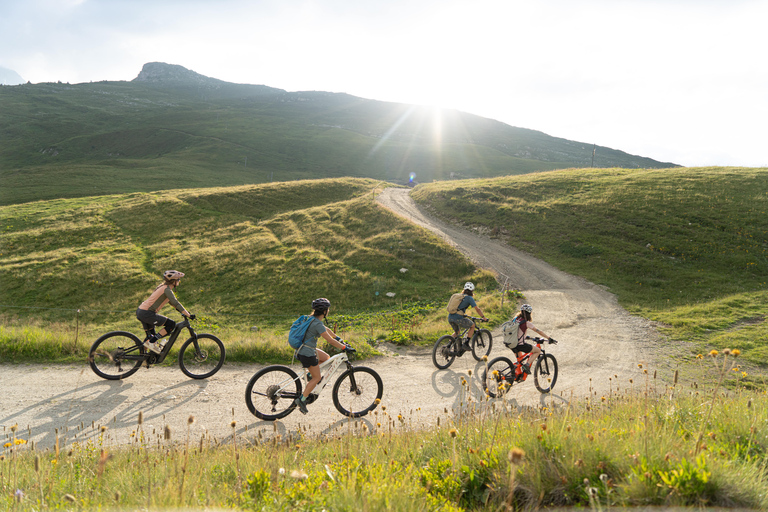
{"left": 0, "top": 188, "right": 664, "bottom": 449}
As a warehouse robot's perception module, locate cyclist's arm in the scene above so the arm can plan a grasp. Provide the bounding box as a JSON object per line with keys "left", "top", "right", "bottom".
{"left": 321, "top": 328, "right": 347, "bottom": 350}
{"left": 474, "top": 305, "right": 487, "bottom": 320}
{"left": 163, "top": 287, "right": 190, "bottom": 316}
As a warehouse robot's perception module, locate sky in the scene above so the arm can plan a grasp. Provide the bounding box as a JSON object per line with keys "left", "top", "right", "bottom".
{"left": 1, "top": 0, "right": 766, "bottom": 168}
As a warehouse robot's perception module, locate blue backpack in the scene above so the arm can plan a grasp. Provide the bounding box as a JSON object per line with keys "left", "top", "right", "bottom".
{"left": 288, "top": 315, "right": 314, "bottom": 349}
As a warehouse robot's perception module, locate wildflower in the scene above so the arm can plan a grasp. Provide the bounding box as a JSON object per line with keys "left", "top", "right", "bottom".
{"left": 449, "top": 428, "right": 458, "bottom": 438}
{"left": 540, "top": 423, "right": 547, "bottom": 431}
{"left": 231, "top": 421, "right": 237, "bottom": 429}
{"left": 696, "top": 354, "right": 703, "bottom": 359}
{"left": 709, "top": 350, "right": 718, "bottom": 357}
{"left": 637, "top": 363, "right": 643, "bottom": 368}
{"left": 601, "top": 396, "right": 606, "bottom": 402}
{"left": 599, "top": 474, "right": 608, "bottom": 483}
{"left": 278, "top": 467, "right": 285, "bottom": 475}
{"left": 374, "top": 398, "right": 381, "bottom": 404}
{"left": 574, "top": 459, "right": 585, "bottom": 467}
{"left": 290, "top": 470, "right": 308, "bottom": 480}
{"left": 492, "top": 370, "right": 499, "bottom": 377}
{"left": 482, "top": 355, "right": 488, "bottom": 361}
{"left": 508, "top": 448, "right": 525, "bottom": 465}
{"left": 188, "top": 415, "right": 196, "bottom": 425}
{"left": 14, "top": 439, "right": 27, "bottom": 445}
{"left": 100, "top": 426, "right": 108, "bottom": 433}
{"left": 732, "top": 349, "right": 741, "bottom": 357}
{"left": 723, "top": 348, "right": 731, "bottom": 356}
{"left": 3, "top": 442, "right": 11, "bottom": 448}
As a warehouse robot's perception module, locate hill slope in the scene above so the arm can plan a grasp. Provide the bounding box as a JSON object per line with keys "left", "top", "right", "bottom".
{"left": 0, "top": 62, "right": 677, "bottom": 205}
{"left": 0, "top": 178, "right": 479, "bottom": 321}
{"left": 411, "top": 166, "right": 768, "bottom": 366}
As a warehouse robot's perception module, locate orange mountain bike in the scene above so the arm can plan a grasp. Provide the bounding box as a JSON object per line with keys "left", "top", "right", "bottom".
{"left": 482, "top": 336, "right": 558, "bottom": 395}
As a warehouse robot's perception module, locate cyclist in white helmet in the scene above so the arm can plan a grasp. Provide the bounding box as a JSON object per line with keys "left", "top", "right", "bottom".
{"left": 505, "top": 303, "right": 554, "bottom": 374}
{"left": 136, "top": 270, "right": 194, "bottom": 354}
{"left": 447, "top": 282, "right": 487, "bottom": 351}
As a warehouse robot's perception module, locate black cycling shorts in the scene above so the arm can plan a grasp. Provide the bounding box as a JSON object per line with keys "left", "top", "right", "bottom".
{"left": 136, "top": 308, "right": 169, "bottom": 332}
{"left": 512, "top": 343, "right": 533, "bottom": 354}
{"left": 297, "top": 353, "right": 319, "bottom": 368}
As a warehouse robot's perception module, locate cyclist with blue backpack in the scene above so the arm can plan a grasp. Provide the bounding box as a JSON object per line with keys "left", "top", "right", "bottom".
{"left": 293, "top": 297, "right": 355, "bottom": 414}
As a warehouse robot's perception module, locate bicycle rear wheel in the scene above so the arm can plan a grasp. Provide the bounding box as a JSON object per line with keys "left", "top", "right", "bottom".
{"left": 533, "top": 354, "right": 558, "bottom": 393}
{"left": 432, "top": 335, "right": 457, "bottom": 369}
{"left": 245, "top": 366, "right": 301, "bottom": 421}
{"left": 482, "top": 356, "right": 515, "bottom": 398}
{"left": 332, "top": 367, "right": 383, "bottom": 418}
{"left": 88, "top": 331, "right": 145, "bottom": 380}
{"left": 471, "top": 329, "right": 493, "bottom": 361}
{"left": 178, "top": 334, "right": 226, "bottom": 379}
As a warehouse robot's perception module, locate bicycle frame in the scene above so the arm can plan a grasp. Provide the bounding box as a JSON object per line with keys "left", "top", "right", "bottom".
{"left": 508, "top": 339, "right": 547, "bottom": 383}
{"left": 126, "top": 319, "right": 198, "bottom": 364}
{"left": 280, "top": 351, "right": 351, "bottom": 402}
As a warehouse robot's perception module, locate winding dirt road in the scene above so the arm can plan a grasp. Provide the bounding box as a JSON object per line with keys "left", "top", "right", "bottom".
{"left": 0, "top": 188, "right": 664, "bottom": 449}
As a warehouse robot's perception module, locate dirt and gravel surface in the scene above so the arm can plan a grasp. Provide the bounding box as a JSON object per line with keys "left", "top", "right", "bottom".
{"left": 1, "top": 188, "right": 666, "bottom": 449}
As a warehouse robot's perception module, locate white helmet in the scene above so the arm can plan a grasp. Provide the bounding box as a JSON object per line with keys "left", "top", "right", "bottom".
{"left": 520, "top": 303, "right": 533, "bottom": 313}
{"left": 163, "top": 270, "right": 185, "bottom": 281}
{"left": 463, "top": 282, "right": 475, "bottom": 291}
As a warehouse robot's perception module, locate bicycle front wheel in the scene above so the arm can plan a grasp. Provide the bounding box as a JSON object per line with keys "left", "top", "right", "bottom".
{"left": 332, "top": 367, "right": 383, "bottom": 418}
{"left": 534, "top": 354, "right": 558, "bottom": 393}
{"left": 482, "top": 356, "right": 515, "bottom": 398}
{"left": 471, "top": 329, "right": 493, "bottom": 361}
{"left": 88, "top": 331, "right": 145, "bottom": 380}
{"left": 245, "top": 366, "right": 302, "bottom": 421}
{"left": 178, "top": 334, "right": 226, "bottom": 379}
{"left": 432, "top": 335, "right": 457, "bottom": 369}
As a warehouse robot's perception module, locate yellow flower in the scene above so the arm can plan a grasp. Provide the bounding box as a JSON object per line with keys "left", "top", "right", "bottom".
{"left": 14, "top": 439, "right": 27, "bottom": 445}
{"left": 3, "top": 442, "right": 10, "bottom": 448}
{"left": 732, "top": 349, "right": 741, "bottom": 357}
{"left": 709, "top": 350, "right": 719, "bottom": 357}
{"left": 449, "top": 428, "right": 458, "bottom": 438}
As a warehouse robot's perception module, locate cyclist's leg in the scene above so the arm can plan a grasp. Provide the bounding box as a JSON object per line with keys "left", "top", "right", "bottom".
{"left": 458, "top": 317, "right": 474, "bottom": 348}
{"left": 297, "top": 353, "right": 321, "bottom": 396}
{"left": 448, "top": 319, "right": 460, "bottom": 338}
{"left": 515, "top": 343, "right": 535, "bottom": 373}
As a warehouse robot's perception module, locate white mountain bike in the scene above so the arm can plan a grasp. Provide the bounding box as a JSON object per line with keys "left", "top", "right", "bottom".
{"left": 245, "top": 349, "right": 383, "bottom": 421}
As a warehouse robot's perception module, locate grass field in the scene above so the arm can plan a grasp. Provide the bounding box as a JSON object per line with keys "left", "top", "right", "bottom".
{"left": 0, "top": 177, "right": 505, "bottom": 362}
{"left": 2, "top": 351, "right": 766, "bottom": 510}
{"left": 411, "top": 166, "right": 768, "bottom": 366}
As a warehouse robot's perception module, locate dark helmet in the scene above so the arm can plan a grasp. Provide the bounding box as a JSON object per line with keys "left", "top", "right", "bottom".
{"left": 312, "top": 297, "right": 331, "bottom": 310}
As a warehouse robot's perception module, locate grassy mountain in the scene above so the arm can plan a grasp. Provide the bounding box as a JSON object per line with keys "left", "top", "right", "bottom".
{"left": 412, "top": 166, "right": 768, "bottom": 366}
{"left": 0, "top": 62, "right": 677, "bottom": 206}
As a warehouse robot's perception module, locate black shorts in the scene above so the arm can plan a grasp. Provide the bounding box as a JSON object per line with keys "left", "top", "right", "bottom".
{"left": 297, "top": 353, "right": 319, "bottom": 368}
{"left": 136, "top": 308, "right": 169, "bottom": 332}
{"left": 512, "top": 343, "right": 533, "bottom": 354}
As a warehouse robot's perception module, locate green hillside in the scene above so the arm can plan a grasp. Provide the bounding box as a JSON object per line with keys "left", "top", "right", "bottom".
{"left": 0, "top": 178, "right": 477, "bottom": 322}
{"left": 412, "top": 167, "right": 768, "bottom": 365}
{"left": 0, "top": 62, "right": 677, "bottom": 206}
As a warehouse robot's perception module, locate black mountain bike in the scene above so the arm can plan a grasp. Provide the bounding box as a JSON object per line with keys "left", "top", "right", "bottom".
{"left": 482, "top": 336, "right": 558, "bottom": 395}
{"left": 88, "top": 317, "right": 225, "bottom": 380}
{"left": 432, "top": 317, "right": 492, "bottom": 369}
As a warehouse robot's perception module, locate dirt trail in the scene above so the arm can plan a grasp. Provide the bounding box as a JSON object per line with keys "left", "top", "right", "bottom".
{"left": 0, "top": 188, "right": 664, "bottom": 449}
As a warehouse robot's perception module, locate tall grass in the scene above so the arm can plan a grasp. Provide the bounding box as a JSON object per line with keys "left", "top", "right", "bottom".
{"left": 412, "top": 167, "right": 768, "bottom": 367}
{"left": 3, "top": 352, "right": 766, "bottom": 510}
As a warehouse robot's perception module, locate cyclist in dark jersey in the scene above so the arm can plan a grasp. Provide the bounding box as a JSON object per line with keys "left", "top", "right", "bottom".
{"left": 447, "top": 282, "right": 487, "bottom": 350}
{"left": 293, "top": 298, "right": 354, "bottom": 414}
{"left": 136, "top": 270, "right": 193, "bottom": 353}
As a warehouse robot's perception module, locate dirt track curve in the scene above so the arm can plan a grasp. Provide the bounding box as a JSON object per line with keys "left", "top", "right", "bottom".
{"left": 0, "top": 188, "right": 664, "bottom": 449}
